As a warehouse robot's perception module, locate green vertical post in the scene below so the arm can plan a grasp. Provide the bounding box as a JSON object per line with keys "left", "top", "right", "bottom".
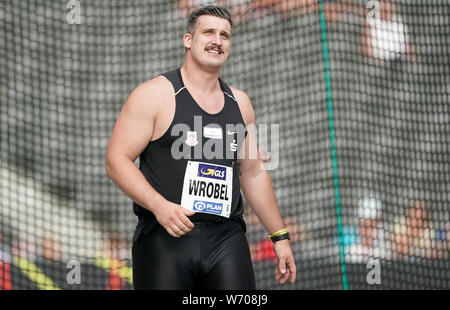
{"left": 318, "top": 0, "right": 349, "bottom": 290}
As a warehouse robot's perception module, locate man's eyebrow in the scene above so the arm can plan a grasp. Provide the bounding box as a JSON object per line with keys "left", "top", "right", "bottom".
{"left": 202, "top": 28, "right": 231, "bottom": 37}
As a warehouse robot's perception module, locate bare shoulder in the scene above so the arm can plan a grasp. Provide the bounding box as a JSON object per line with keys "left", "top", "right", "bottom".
{"left": 107, "top": 75, "right": 175, "bottom": 161}
{"left": 126, "top": 75, "right": 174, "bottom": 114}
{"left": 142, "top": 74, "right": 174, "bottom": 94}
{"left": 229, "top": 86, "right": 255, "bottom": 125}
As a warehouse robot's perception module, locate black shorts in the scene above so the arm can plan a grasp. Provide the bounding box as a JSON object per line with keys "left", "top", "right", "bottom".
{"left": 132, "top": 219, "right": 256, "bottom": 290}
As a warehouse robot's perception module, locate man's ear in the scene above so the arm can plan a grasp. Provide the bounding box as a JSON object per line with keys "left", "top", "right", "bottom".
{"left": 183, "top": 32, "right": 192, "bottom": 49}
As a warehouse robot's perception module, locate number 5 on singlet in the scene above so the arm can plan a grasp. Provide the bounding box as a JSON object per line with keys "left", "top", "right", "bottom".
{"left": 180, "top": 161, "right": 232, "bottom": 218}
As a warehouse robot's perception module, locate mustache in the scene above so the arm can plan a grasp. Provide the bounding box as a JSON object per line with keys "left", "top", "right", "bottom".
{"left": 205, "top": 45, "right": 224, "bottom": 54}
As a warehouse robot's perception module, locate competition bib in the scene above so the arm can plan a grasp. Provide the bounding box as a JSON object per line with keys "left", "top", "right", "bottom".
{"left": 181, "top": 161, "right": 232, "bottom": 218}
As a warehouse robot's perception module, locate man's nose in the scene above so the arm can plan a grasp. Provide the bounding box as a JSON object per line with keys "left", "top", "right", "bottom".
{"left": 211, "top": 33, "right": 222, "bottom": 45}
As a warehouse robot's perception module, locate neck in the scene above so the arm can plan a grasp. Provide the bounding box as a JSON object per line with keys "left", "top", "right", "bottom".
{"left": 181, "top": 58, "right": 222, "bottom": 94}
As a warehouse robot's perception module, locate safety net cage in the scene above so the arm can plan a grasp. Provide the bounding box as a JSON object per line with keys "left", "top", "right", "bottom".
{"left": 0, "top": 0, "right": 449, "bottom": 290}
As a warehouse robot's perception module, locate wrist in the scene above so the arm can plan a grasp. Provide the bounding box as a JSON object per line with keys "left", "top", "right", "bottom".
{"left": 270, "top": 233, "right": 290, "bottom": 243}
{"left": 267, "top": 228, "right": 290, "bottom": 243}
{"left": 145, "top": 193, "right": 165, "bottom": 214}
{"left": 273, "top": 239, "right": 290, "bottom": 246}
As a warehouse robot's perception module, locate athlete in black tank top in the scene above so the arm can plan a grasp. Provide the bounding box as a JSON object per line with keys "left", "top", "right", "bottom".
{"left": 133, "top": 67, "right": 247, "bottom": 231}
{"left": 130, "top": 67, "right": 255, "bottom": 289}
{"left": 106, "top": 5, "right": 296, "bottom": 289}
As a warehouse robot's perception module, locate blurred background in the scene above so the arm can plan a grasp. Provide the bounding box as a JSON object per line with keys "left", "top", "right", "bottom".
{"left": 0, "top": 0, "right": 449, "bottom": 289}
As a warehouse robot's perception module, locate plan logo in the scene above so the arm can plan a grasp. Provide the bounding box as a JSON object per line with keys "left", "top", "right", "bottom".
{"left": 193, "top": 200, "right": 223, "bottom": 215}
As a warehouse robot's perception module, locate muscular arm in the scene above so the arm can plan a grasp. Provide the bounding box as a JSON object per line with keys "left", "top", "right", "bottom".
{"left": 105, "top": 78, "right": 166, "bottom": 213}
{"left": 105, "top": 77, "right": 195, "bottom": 238}
{"left": 233, "top": 87, "right": 296, "bottom": 284}
{"left": 233, "top": 89, "right": 284, "bottom": 235}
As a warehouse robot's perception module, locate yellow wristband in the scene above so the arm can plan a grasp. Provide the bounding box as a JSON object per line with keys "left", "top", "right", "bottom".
{"left": 267, "top": 228, "right": 288, "bottom": 239}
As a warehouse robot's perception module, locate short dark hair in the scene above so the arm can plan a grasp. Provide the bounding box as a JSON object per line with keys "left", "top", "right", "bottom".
{"left": 187, "top": 5, "right": 233, "bottom": 34}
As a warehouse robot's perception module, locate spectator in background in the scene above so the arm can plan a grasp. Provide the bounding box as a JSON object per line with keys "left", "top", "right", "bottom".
{"left": 433, "top": 220, "right": 449, "bottom": 260}
{"left": 391, "top": 200, "right": 433, "bottom": 260}
{"left": 254, "top": 0, "right": 418, "bottom": 67}
{"left": 357, "top": 197, "right": 383, "bottom": 248}
{"left": 361, "top": 0, "right": 417, "bottom": 67}
{"left": 11, "top": 236, "right": 38, "bottom": 262}
{"left": 101, "top": 231, "right": 130, "bottom": 263}
{"left": 177, "top": 0, "right": 270, "bottom": 25}
{"left": 177, "top": 0, "right": 219, "bottom": 18}
{"left": 253, "top": 0, "right": 362, "bottom": 24}
{"left": 340, "top": 197, "right": 390, "bottom": 263}
{"left": 98, "top": 231, "right": 131, "bottom": 290}
{"left": 42, "top": 234, "right": 62, "bottom": 262}
{"left": 444, "top": 221, "right": 449, "bottom": 258}
{"left": 0, "top": 224, "right": 13, "bottom": 290}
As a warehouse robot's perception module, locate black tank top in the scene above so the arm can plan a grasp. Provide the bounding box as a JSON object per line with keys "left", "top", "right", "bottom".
{"left": 133, "top": 68, "right": 247, "bottom": 231}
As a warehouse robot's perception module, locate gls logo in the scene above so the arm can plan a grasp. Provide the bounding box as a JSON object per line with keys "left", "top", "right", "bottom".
{"left": 200, "top": 168, "right": 225, "bottom": 178}
{"left": 197, "top": 163, "right": 227, "bottom": 181}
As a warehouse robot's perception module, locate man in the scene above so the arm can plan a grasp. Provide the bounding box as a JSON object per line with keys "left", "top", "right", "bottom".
{"left": 105, "top": 5, "right": 296, "bottom": 289}
{"left": 253, "top": 0, "right": 356, "bottom": 23}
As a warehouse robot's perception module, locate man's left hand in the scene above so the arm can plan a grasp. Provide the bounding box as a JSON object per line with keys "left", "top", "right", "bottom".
{"left": 273, "top": 239, "right": 296, "bottom": 284}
